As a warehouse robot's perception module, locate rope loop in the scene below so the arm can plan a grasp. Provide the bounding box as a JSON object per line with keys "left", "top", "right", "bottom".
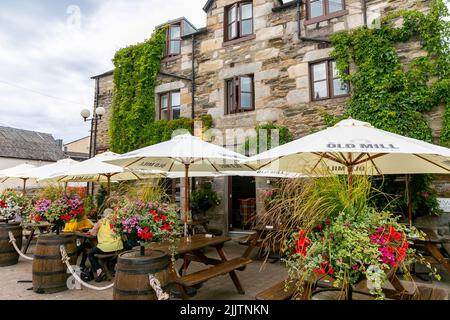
{"left": 8, "top": 231, "right": 33, "bottom": 261}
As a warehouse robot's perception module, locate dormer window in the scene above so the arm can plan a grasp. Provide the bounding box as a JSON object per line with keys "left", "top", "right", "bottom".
{"left": 166, "top": 24, "right": 181, "bottom": 57}
{"left": 305, "top": 0, "right": 348, "bottom": 25}
{"left": 224, "top": 2, "right": 254, "bottom": 43}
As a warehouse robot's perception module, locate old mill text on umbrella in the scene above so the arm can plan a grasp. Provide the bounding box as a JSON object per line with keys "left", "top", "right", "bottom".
{"left": 326, "top": 143, "right": 400, "bottom": 150}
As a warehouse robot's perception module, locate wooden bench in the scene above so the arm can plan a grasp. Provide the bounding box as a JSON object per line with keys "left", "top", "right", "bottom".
{"left": 174, "top": 257, "right": 252, "bottom": 288}
{"left": 256, "top": 275, "right": 335, "bottom": 301}
{"left": 94, "top": 252, "right": 120, "bottom": 281}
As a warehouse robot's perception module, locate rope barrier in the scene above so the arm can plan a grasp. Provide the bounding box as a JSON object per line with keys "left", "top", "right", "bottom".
{"left": 8, "top": 231, "right": 34, "bottom": 261}
{"left": 60, "top": 245, "right": 114, "bottom": 291}
{"left": 149, "top": 274, "right": 170, "bottom": 300}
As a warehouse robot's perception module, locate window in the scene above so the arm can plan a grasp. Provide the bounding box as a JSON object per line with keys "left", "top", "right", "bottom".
{"left": 166, "top": 24, "right": 181, "bottom": 56}
{"left": 159, "top": 91, "right": 181, "bottom": 120}
{"left": 310, "top": 60, "right": 349, "bottom": 101}
{"left": 225, "top": 75, "right": 254, "bottom": 114}
{"left": 225, "top": 2, "right": 254, "bottom": 42}
{"left": 305, "top": 0, "right": 347, "bottom": 24}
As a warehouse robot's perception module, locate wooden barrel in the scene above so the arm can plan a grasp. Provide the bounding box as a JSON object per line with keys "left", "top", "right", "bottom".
{"left": 0, "top": 222, "right": 22, "bottom": 267}
{"left": 114, "top": 249, "right": 169, "bottom": 300}
{"left": 32, "top": 233, "right": 77, "bottom": 294}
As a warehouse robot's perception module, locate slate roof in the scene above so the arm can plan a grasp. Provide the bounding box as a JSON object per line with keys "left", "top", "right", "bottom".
{"left": 0, "top": 126, "right": 66, "bottom": 162}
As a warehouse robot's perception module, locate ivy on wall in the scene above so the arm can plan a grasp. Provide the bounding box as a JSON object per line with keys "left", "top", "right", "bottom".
{"left": 327, "top": 0, "right": 450, "bottom": 216}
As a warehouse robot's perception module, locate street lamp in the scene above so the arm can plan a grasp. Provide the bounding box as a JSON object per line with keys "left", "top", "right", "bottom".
{"left": 80, "top": 107, "right": 106, "bottom": 195}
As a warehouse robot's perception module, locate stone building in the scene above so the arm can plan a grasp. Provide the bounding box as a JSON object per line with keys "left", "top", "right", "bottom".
{"left": 91, "top": 0, "right": 447, "bottom": 236}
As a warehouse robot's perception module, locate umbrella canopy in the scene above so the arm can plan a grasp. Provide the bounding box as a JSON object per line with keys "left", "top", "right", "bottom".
{"left": 247, "top": 118, "right": 450, "bottom": 226}
{"left": 247, "top": 118, "right": 450, "bottom": 176}
{"left": 27, "top": 159, "right": 80, "bottom": 181}
{"left": 104, "top": 133, "right": 252, "bottom": 236}
{"left": 0, "top": 164, "right": 37, "bottom": 194}
{"left": 46, "top": 152, "right": 164, "bottom": 194}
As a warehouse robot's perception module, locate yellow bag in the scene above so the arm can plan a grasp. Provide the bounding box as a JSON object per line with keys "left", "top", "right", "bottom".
{"left": 63, "top": 217, "right": 94, "bottom": 232}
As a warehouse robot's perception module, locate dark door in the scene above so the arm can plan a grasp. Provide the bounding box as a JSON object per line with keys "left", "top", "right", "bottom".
{"left": 229, "top": 176, "right": 256, "bottom": 231}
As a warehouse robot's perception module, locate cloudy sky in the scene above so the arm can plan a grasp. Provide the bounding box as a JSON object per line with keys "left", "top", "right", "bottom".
{"left": 0, "top": 0, "right": 206, "bottom": 143}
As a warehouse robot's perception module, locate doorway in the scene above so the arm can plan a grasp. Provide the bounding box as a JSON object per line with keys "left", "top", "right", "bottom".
{"left": 228, "top": 176, "right": 256, "bottom": 231}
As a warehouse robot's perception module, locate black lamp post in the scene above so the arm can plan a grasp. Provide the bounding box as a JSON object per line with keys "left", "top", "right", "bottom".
{"left": 80, "top": 107, "right": 106, "bottom": 195}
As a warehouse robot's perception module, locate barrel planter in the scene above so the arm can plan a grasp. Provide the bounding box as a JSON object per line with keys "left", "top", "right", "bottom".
{"left": 32, "top": 233, "right": 77, "bottom": 294}
{"left": 0, "top": 222, "right": 22, "bottom": 267}
{"left": 114, "top": 250, "right": 169, "bottom": 300}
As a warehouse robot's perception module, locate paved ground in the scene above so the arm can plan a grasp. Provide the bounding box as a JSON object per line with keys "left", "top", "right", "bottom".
{"left": 1, "top": 239, "right": 449, "bottom": 300}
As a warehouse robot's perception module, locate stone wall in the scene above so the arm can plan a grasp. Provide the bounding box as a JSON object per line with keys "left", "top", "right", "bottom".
{"left": 93, "top": 73, "right": 114, "bottom": 154}
{"left": 92, "top": 0, "right": 447, "bottom": 235}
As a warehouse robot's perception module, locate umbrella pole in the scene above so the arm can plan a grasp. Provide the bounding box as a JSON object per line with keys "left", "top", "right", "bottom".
{"left": 107, "top": 175, "right": 111, "bottom": 198}
{"left": 406, "top": 174, "right": 412, "bottom": 227}
{"left": 184, "top": 164, "right": 190, "bottom": 239}
{"left": 22, "top": 178, "right": 27, "bottom": 196}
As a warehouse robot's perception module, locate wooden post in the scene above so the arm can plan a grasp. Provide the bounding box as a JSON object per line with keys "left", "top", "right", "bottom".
{"left": 184, "top": 164, "right": 190, "bottom": 238}
{"left": 406, "top": 174, "right": 413, "bottom": 227}
{"left": 22, "top": 178, "right": 27, "bottom": 196}
{"left": 107, "top": 175, "right": 111, "bottom": 197}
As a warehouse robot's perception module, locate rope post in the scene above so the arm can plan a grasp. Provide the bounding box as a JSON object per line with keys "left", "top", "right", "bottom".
{"left": 149, "top": 274, "right": 169, "bottom": 300}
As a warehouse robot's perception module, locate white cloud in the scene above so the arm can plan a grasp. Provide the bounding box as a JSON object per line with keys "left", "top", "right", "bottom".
{"left": 0, "top": 0, "right": 206, "bottom": 144}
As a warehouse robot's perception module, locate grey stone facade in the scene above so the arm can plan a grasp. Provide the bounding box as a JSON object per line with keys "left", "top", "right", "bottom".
{"left": 91, "top": 0, "right": 448, "bottom": 235}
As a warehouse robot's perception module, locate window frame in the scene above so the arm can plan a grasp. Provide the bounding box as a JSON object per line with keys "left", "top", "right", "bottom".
{"left": 309, "top": 59, "right": 349, "bottom": 101}
{"left": 165, "top": 23, "right": 182, "bottom": 57}
{"left": 224, "top": 1, "right": 254, "bottom": 44}
{"left": 304, "top": 0, "right": 348, "bottom": 26}
{"left": 159, "top": 90, "right": 181, "bottom": 120}
{"left": 225, "top": 75, "right": 255, "bottom": 115}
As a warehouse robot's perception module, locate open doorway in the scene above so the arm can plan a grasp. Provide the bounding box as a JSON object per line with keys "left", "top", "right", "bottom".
{"left": 228, "top": 176, "right": 256, "bottom": 232}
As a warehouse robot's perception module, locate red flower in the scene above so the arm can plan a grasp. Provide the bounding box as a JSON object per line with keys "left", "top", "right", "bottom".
{"left": 161, "top": 223, "right": 171, "bottom": 232}
{"left": 328, "top": 267, "right": 334, "bottom": 275}
{"left": 319, "top": 268, "right": 326, "bottom": 275}
{"left": 325, "top": 219, "right": 331, "bottom": 225}
{"left": 295, "top": 229, "right": 311, "bottom": 256}
{"left": 60, "top": 215, "right": 72, "bottom": 221}
{"left": 421, "top": 193, "right": 429, "bottom": 198}
{"left": 161, "top": 215, "right": 167, "bottom": 222}
{"left": 138, "top": 228, "right": 154, "bottom": 241}
{"left": 0, "top": 200, "right": 7, "bottom": 208}
{"left": 150, "top": 210, "right": 158, "bottom": 217}
{"left": 154, "top": 216, "right": 160, "bottom": 222}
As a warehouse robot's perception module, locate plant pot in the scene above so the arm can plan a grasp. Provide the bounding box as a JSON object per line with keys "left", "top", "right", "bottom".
{"left": 0, "top": 222, "right": 22, "bottom": 267}
{"left": 113, "top": 249, "right": 169, "bottom": 300}
{"left": 32, "top": 233, "right": 77, "bottom": 294}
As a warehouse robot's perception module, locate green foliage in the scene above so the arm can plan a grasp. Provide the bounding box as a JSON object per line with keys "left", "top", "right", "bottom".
{"left": 110, "top": 27, "right": 167, "bottom": 153}
{"left": 190, "top": 184, "right": 221, "bottom": 214}
{"left": 243, "top": 123, "right": 293, "bottom": 154}
{"left": 328, "top": 0, "right": 450, "bottom": 217}
{"left": 95, "top": 185, "right": 108, "bottom": 208}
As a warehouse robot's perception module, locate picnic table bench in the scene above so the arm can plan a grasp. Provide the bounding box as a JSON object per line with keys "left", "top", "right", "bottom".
{"left": 147, "top": 234, "right": 252, "bottom": 300}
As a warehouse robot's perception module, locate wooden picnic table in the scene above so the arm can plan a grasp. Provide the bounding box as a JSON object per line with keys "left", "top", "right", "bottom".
{"left": 409, "top": 228, "right": 450, "bottom": 276}
{"left": 22, "top": 222, "right": 52, "bottom": 254}
{"left": 147, "top": 234, "right": 252, "bottom": 300}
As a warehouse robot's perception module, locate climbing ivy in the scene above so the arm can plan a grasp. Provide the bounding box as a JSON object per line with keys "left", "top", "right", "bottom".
{"left": 109, "top": 27, "right": 167, "bottom": 153}
{"left": 243, "top": 123, "right": 293, "bottom": 154}
{"left": 328, "top": 0, "right": 450, "bottom": 217}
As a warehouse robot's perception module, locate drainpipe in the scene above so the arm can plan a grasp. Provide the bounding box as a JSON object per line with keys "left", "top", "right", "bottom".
{"left": 191, "top": 34, "right": 196, "bottom": 127}
{"left": 297, "top": 0, "right": 302, "bottom": 41}
{"left": 362, "top": 0, "right": 368, "bottom": 26}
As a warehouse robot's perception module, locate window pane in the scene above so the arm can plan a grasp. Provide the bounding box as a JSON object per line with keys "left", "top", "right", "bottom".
{"left": 313, "top": 80, "right": 328, "bottom": 99}
{"left": 170, "top": 25, "right": 181, "bottom": 39}
{"left": 241, "top": 3, "right": 253, "bottom": 20}
{"left": 329, "top": 0, "right": 343, "bottom": 13}
{"left": 310, "top": 0, "right": 324, "bottom": 18}
{"left": 171, "top": 91, "right": 181, "bottom": 106}
{"left": 241, "top": 93, "right": 252, "bottom": 110}
{"left": 172, "top": 106, "right": 181, "bottom": 119}
{"left": 170, "top": 40, "right": 180, "bottom": 54}
{"left": 228, "top": 5, "right": 237, "bottom": 23}
{"left": 161, "top": 109, "right": 169, "bottom": 120}
{"left": 240, "top": 77, "right": 252, "bottom": 92}
{"left": 241, "top": 20, "right": 253, "bottom": 36}
{"left": 333, "top": 79, "right": 348, "bottom": 96}
{"left": 312, "top": 62, "right": 327, "bottom": 81}
{"left": 331, "top": 60, "right": 339, "bottom": 77}
{"left": 161, "top": 95, "right": 168, "bottom": 109}
{"left": 228, "top": 22, "right": 237, "bottom": 39}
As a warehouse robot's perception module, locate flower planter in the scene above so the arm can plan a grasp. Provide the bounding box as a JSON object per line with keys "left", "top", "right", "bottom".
{"left": 32, "top": 233, "right": 77, "bottom": 294}
{"left": 0, "top": 222, "right": 22, "bottom": 267}
{"left": 113, "top": 249, "right": 169, "bottom": 300}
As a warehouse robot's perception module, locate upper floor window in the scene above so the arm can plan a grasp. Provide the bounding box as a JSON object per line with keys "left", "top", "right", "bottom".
{"left": 225, "top": 75, "right": 254, "bottom": 114}
{"left": 159, "top": 91, "right": 181, "bottom": 120}
{"left": 305, "top": 0, "right": 347, "bottom": 25}
{"left": 166, "top": 24, "right": 181, "bottom": 57}
{"left": 310, "top": 60, "right": 349, "bottom": 101}
{"left": 225, "top": 2, "right": 254, "bottom": 42}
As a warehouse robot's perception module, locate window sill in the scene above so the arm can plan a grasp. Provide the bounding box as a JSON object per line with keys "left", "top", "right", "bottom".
{"left": 222, "top": 34, "right": 256, "bottom": 47}
{"left": 304, "top": 10, "right": 349, "bottom": 26}
{"left": 225, "top": 109, "right": 256, "bottom": 116}
{"left": 311, "top": 94, "right": 350, "bottom": 102}
{"left": 161, "top": 55, "right": 181, "bottom": 63}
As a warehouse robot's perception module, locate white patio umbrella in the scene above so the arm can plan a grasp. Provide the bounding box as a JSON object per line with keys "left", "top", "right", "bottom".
{"left": 247, "top": 118, "right": 450, "bottom": 224}
{"left": 104, "top": 133, "right": 252, "bottom": 236}
{"left": 0, "top": 164, "right": 37, "bottom": 194}
{"left": 45, "top": 152, "right": 164, "bottom": 195}
{"left": 27, "top": 158, "right": 80, "bottom": 181}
